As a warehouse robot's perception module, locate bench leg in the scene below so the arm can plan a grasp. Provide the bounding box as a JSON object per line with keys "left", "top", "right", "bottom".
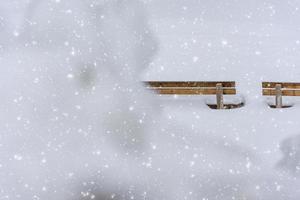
{"left": 275, "top": 84, "right": 283, "bottom": 108}
{"left": 216, "top": 83, "right": 224, "bottom": 109}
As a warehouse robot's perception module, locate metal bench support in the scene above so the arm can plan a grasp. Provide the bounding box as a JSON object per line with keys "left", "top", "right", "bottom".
{"left": 216, "top": 83, "right": 224, "bottom": 109}
{"left": 275, "top": 84, "right": 283, "bottom": 108}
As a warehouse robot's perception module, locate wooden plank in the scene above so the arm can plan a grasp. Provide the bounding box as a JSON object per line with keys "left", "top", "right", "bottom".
{"left": 262, "top": 82, "right": 300, "bottom": 89}
{"left": 149, "top": 88, "right": 236, "bottom": 95}
{"left": 263, "top": 89, "right": 300, "bottom": 96}
{"left": 145, "top": 81, "right": 235, "bottom": 88}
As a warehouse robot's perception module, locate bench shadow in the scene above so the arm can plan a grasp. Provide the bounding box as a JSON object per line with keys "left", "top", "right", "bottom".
{"left": 268, "top": 104, "right": 293, "bottom": 109}
{"left": 207, "top": 102, "right": 245, "bottom": 110}
{"left": 205, "top": 94, "right": 246, "bottom": 110}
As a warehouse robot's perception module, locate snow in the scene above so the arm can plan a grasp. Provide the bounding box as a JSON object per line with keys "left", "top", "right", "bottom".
{"left": 1, "top": 0, "right": 300, "bottom": 199}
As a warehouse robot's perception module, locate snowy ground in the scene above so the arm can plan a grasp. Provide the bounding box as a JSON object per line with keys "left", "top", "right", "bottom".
{"left": 1, "top": 0, "right": 300, "bottom": 200}
{"left": 142, "top": 0, "right": 300, "bottom": 198}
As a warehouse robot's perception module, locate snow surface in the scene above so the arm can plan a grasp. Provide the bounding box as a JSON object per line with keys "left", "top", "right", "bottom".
{"left": 1, "top": 0, "right": 300, "bottom": 199}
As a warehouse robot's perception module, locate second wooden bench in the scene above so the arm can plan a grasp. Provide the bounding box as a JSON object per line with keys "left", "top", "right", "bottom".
{"left": 262, "top": 82, "right": 300, "bottom": 108}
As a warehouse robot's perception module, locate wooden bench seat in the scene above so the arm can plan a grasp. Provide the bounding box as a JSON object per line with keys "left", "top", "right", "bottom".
{"left": 144, "top": 81, "right": 237, "bottom": 109}
{"left": 262, "top": 82, "right": 300, "bottom": 108}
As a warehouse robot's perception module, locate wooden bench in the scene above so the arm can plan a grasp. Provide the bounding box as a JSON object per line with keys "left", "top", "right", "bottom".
{"left": 145, "top": 81, "right": 237, "bottom": 109}
{"left": 262, "top": 82, "right": 300, "bottom": 108}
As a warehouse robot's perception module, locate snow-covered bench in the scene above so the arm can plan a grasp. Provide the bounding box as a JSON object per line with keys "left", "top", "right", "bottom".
{"left": 145, "top": 81, "right": 240, "bottom": 109}
{"left": 262, "top": 82, "right": 300, "bottom": 108}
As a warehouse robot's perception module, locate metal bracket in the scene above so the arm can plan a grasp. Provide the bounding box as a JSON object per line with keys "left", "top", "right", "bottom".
{"left": 275, "top": 84, "right": 283, "bottom": 108}
{"left": 216, "top": 83, "right": 224, "bottom": 109}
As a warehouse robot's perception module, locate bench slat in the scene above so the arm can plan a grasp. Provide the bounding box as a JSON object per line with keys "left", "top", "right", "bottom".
{"left": 263, "top": 89, "right": 300, "bottom": 96}
{"left": 149, "top": 88, "right": 236, "bottom": 95}
{"left": 145, "top": 81, "right": 235, "bottom": 88}
{"left": 262, "top": 82, "right": 300, "bottom": 89}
